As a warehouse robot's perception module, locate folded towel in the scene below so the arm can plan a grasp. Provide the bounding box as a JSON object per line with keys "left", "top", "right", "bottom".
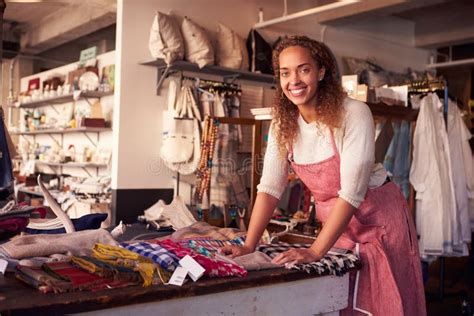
{"left": 0, "top": 229, "right": 118, "bottom": 259}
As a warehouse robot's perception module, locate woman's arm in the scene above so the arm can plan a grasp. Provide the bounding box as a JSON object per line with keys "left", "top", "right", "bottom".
{"left": 221, "top": 123, "right": 287, "bottom": 257}
{"left": 272, "top": 197, "right": 355, "bottom": 264}
{"left": 244, "top": 192, "right": 280, "bottom": 250}
{"left": 221, "top": 192, "right": 279, "bottom": 257}
{"left": 310, "top": 198, "right": 355, "bottom": 256}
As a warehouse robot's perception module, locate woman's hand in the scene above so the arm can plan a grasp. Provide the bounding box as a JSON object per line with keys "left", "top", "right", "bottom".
{"left": 219, "top": 245, "right": 254, "bottom": 258}
{"left": 271, "top": 248, "right": 321, "bottom": 265}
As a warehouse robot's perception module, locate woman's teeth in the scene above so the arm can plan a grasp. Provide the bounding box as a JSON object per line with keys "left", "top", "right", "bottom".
{"left": 289, "top": 88, "right": 306, "bottom": 97}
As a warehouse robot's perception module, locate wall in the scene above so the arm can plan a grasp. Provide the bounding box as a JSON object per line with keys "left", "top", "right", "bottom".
{"left": 114, "top": 0, "right": 432, "bottom": 222}
{"left": 257, "top": 11, "right": 432, "bottom": 73}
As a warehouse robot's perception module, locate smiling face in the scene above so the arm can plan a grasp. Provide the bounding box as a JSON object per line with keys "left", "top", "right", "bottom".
{"left": 278, "top": 45, "right": 325, "bottom": 108}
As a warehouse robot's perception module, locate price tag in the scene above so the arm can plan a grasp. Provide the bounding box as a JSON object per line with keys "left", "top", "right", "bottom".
{"left": 168, "top": 266, "right": 188, "bottom": 286}
{"left": 179, "top": 255, "right": 205, "bottom": 282}
{"left": 0, "top": 259, "right": 8, "bottom": 274}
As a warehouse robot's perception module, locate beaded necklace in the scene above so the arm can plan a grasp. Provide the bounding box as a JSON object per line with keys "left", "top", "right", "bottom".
{"left": 195, "top": 116, "right": 219, "bottom": 202}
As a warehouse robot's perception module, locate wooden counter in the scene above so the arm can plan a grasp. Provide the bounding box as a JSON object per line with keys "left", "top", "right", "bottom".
{"left": 0, "top": 267, "right": 350, "bottom": 315}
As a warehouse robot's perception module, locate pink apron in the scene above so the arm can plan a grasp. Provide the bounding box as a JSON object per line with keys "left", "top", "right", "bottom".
{"left": 289, "top": 132, "right": 426, "bottom": 315}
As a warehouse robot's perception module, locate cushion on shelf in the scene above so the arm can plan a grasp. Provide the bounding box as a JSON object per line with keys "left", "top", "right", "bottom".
{"left": 181, "top": 17, "right": 214, "bottom": 68}
{"left": 148, "top": 11, "right": 184, "bottom": 64}
{"left": 216, "top": 22, "right": 248, "bottom": 70}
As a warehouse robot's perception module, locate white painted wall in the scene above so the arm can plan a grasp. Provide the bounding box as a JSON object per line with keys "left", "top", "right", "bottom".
{"left": 257, "top": 13, "right": 432, "bottom": 73}
{"left": 115, "top": 0, "right": 432, "bottom": 190}
{"left": 115, "top": 0, "right": 278, "bottom": 190}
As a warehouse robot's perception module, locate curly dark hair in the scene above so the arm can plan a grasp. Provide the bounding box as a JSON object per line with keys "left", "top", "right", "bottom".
{"left": 272, "top": 36, "right": 346, "bottom": 154}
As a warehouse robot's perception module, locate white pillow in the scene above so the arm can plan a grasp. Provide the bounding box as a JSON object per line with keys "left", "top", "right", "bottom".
{"left": 181, "top": 17, "right": 214, "bottom": 68}
{"left": 216, "top": 22, "right": 248, "bottom": 70}
{"left": 148, "top": 11, "right": 184, "bottom": 64}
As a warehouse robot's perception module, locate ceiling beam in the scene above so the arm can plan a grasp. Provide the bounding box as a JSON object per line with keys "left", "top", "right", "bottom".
{"left": 19, "top": 0, "right": 116, "bottom": 54}
{"left": 316, "top": 0, "right": 446, "bottom": 25}
{"left": 414, "top": 4, "right": 474, "bottom": 47}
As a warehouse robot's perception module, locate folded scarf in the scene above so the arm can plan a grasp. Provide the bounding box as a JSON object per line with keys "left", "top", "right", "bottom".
{"left": 155, "top": 239, "right": 247, "bottom": 278}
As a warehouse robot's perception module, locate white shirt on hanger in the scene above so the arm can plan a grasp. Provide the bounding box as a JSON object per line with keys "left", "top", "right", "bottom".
{"left": 410, "top": 93, "right": 468, "bottom": 257}
{"left": 447, "top": 99, "right": 473, "bottom": 242}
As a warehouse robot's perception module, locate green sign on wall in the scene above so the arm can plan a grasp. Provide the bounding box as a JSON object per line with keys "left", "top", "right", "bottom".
{"left": 79, "top": 46, "right": 97, "bottom": 66}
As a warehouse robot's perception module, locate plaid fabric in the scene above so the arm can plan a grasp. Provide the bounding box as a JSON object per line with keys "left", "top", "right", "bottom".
{"left": 177, "top": 236, "right": 246, "bottom": 253}
{"left": 153, "top": 239, "right": 247, "bottom": 278}
{"left": 256, "top": 242, "right": 309, "bottom": 258}
{"left": 291, "top": 252, "right": 359, "bottom": 276}
{"left": 120, "top": 242, "right": 179, "bottom": 272}
{"left": 256, "top": 242, "right": 360, "bottom": 277}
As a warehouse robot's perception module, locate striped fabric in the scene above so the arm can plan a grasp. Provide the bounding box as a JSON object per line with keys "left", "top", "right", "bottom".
{"left": 177, "top": 236, "right": 246, "bottom": 253}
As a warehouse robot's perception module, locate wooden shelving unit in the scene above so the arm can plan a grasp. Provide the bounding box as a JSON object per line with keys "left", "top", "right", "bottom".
{"left": 140, "top": 59, "right": 275, "bottom": 93}
{"left": 35, "top": 160, "right": 107, "bottom": 168}
{"left": 367, "top": 103, "right": 419, "bottom": 121}
{"left": 10, "top": 127, "right": 111, "bottom": 135}
{"left": 11, "top": 90, "right": 113, "bottom": 109}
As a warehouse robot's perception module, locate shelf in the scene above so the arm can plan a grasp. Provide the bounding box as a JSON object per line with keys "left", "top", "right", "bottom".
{"left": 11, "top": 91, "right": 114, "bottom": 109}
{"left": 17, "top": 187, "right": 44, "bottom": 197}
{"left": 140, "top": 59, "right": 275, "bottom": 93}
{"left": 10, "top": 127, "right": 112, "bottom": 135}
{"left": 367, "top": 103, "right": 419, "bottom": 121}
{"left": 35, "top": 161, "right": 108, "bottom": 168}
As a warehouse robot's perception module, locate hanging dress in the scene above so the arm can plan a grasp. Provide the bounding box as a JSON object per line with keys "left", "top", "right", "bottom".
{"left": 289, "top": 131, "right": 426, "bottom": 316}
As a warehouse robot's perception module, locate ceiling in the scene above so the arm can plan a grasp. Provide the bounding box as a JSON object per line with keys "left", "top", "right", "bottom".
{"left": 1, "top": 0, "right": 474, "bottom": 55}
{"left": 2, "top": 0, "right": 116, "bottom": 55}
{"left": 4, "top": 1, "right": 68, "bottom": 25}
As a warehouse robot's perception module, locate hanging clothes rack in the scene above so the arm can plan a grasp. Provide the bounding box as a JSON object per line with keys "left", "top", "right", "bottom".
{"left": 140, "top": 59, "right": 275, "bottom": 95}
{"left": 408, "top": 79, "right": 448, "bottom": 128}
{"left": 409, "top": 78, "right": 454, "bottom": 301}
{"left": 181, "top": 76, "right": 242, "bottom": 94}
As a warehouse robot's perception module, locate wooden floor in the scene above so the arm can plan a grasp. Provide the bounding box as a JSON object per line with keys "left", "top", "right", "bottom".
{"left": 426, "top": 255, "right": 474, "bottom": 316}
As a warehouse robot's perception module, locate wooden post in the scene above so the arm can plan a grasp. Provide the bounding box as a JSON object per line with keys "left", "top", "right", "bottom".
{"left": 251, "top": 119, "right": 262, "bottom": 209}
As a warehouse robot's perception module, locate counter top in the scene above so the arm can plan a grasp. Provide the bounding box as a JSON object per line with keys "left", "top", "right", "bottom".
{"left": 0, "top": 266, "right": 346, "bottom": 315}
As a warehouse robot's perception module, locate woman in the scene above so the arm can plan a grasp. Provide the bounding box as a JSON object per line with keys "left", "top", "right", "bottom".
{"left": 221, "top": 36, "right": 426, "bottom": 315}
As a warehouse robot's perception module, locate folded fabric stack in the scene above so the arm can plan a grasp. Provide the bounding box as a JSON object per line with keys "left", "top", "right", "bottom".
{"left": 15, "top": 261, "right": 135, "bottom": 293}
{"left": 0, "top": 202, "right": 38, "bottom": 240}
{"left": 154, "top": 239, "right": 247, "bottom": 277}
{"left": 122, "top": 239, "right": 247, "bottom": 278}
{"left": 177, "top": 236, "right": 246, "bottom": 254}
{"left": 0, "top": 229, "right": 118, "bottom": 259}
{"left": 71, "top": 256, "right": 142, "bottom": 283}
{"left": 171, "top": 221, "right": 245, "bottom": 240}
{"left": 257, "top": 242, "right": 360, "bottom": 277}
{"left": 92, "top": 243, "right": 172, "bottom": 286}
{"left": 26, "top": 213, "right": 108, "bottom": 234}
{"left": 120, "top": 241, "right": 180, "bottom": 272}
{"left": 15, "top": 242, "right": 175, "bottom": 292}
